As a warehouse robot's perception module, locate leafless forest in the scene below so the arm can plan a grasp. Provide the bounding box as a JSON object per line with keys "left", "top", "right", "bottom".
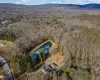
{"left": 0, "top": 3, "right": 100, "bottom": 80}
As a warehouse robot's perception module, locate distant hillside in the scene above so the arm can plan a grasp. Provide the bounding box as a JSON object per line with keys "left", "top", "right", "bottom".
{"left": 0, "top": 3, "right": 100, "bottom": 9}
{"left": 40, "top": 4, "right": 100, "bottom": 9}
{"left": 0, "top": 3, "right": 100, "bottom": 19}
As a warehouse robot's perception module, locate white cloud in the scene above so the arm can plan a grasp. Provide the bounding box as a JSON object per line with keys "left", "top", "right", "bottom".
{"left": 52, "top": 0, "right": 62, "bottom": 4}
{"left": 57, "top": 0, "right": 100, "bottom": 4}
{"left": 21, "top": 0, "right": 32, "bottom": 2}
{"left": 52, "top": 1, "right": 61, "bottom": 4}
{"left": 14, "top": 0, "right": 100, "bottom": 5}
{"left": 15, "top": 0, "right": 32, "bottom": 4}
{"left": 15, "top": 1, "right": 21, "bottom": 4}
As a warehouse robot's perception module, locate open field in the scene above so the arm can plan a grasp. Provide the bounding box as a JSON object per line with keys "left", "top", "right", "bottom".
{"left": 0, "top": 40, "right": 15, "bottom": 60}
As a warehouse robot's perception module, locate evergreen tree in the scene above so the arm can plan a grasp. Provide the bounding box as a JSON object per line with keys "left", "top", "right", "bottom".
{"left": 39, "top": 51, "right": 43, "bottom": 62}
{"left": 52, "top": 72, "right": 58, "bottom": 80}
{"left": 26, "top": 62, "right": 32, "bottom": 72}
{"left": 43, "top": 50, "right": 46, "bottom": 61}
{"left": 10, "top": 55, "right": 15, "bottom": 68}
{"left": 61, "top": 72, "right": 68, "bottom": 80}
{"left": 13, "top": 62, "right": 21, "bottom": 76}
{"left": 39, "top": 50, "right": 46, "bottom": 62}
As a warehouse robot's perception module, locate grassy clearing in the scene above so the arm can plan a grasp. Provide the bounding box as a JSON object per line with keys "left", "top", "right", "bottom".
{"left": 0, "top": 40, "right": 15, "bottom": 52}
{"left": 45, "top": 53, "right": 65, "bottom": 68}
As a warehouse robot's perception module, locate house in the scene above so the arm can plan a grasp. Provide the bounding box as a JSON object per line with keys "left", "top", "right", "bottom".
{"left": 2, "top": 20, "right": 8, "bottom": 24}
{"left": 42, "top": 63, "right": 58, "bottom": 75}
{"left": 42, "top": 67, "right": 49, "bottom": 75}
{"left": 42, "top": 68, "right": 47, "bottom": 74}
{"left": 0, "top": 42, "right": 4, "bottom": 47}
{"left": 0, "top": 19, "right": 8, "bottom": 24}
{"left": 46, "top": 65, "right": 53, "bottom": 72}
{"left": 51, "top": 63, "right": 58, "bottom": 69}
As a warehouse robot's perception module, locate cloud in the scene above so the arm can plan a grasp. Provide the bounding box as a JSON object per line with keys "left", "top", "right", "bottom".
{"left": 15, "top": 1, "right": 21, "bottom": 4}
{"left": 21, "top": 0, "right": 32, "bottom": 2}
{"left": 60, "top": 0, "right": 83, "bottom": 4}
{"left": 52, "top": 1, "right": 62, "bottom": 4}
{"left": 55, "top": 0, "right": 100, "bottom": 4}
{"left": 15, "top": 0, "right": 32, "bottom": 4}
{"left": 14, "top": 0, "right": 100, "bottom": 5}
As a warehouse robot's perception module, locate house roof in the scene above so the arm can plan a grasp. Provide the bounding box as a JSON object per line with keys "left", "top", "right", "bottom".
{"left": 0, "top": 42, "right": 4, "bottom": 47}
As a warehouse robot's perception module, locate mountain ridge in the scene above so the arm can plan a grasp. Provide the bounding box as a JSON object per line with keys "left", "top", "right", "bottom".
{"left": 0, "top": 3, "right": 100, "bottom": 9}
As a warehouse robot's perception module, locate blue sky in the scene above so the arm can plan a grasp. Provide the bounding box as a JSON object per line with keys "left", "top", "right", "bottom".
{"left": 0, "top": 0, "right": 100, "bottom": 5}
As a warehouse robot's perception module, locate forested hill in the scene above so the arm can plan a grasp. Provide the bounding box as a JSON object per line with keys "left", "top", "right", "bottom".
{"left": 1, "top": 3, "right": 100, "bottom": 17}
{"left": 36, "top": 4, "right": 100, "bottom": 9}
{"left": 1, "top": 3, "right": 100, "bottom": 10}
{"left": 1, "top": 2, "right": 100, "bottom": 80}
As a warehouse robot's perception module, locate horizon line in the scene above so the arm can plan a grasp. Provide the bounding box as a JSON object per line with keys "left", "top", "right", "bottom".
{"left": 0, "top": 2, "right": 100, "bottom": 6}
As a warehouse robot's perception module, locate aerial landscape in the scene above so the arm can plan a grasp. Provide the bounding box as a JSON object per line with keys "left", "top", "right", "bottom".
{"left": 0, "top": 0, "right": 100, "bottom": 80}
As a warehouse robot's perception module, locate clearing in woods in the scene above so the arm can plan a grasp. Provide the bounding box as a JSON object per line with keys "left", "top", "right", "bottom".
{"left": 45, "top": 43, "right": 65, "bottom": 68}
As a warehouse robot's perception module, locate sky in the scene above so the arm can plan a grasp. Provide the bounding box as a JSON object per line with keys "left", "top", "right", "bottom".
{"left": 0, "top": 0, "right": 100, "bottom": 5}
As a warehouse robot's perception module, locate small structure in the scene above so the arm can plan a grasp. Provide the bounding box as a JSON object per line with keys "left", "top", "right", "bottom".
{"left": 42, "top": 68, "right": 47, "bottom": 74}
{"left": 0, "top": 19, "right": 8, "bottom": 24}
{"left": 0, "top": 42, "right": 4, "bottom": 47}
{"left": 42, "top": 67, "right": 49, "bottom": 75}
{"left": 0, "top": 19, "right": 3, "bottom": 23}
{"left": 51, "top": 63, "right": 58, "bottom": 69}
{"left": 46, "top": 65, "right": 53, "bottom": 72}
{"left": 42, "top": 63, "right": 58, "bottom": 75}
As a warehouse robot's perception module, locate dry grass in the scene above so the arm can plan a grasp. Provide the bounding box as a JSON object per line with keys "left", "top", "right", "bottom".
{"left": 0, "top": 75, "right": 4, "bottom": 79}
{"left": 0, "top": 40, "right": 14, "bottom": 51}
{"left": 0, "top": 40, "right": 15, "bottom": 60}
{"left": 45, "top": 53, "right": 65, "bottom": 68}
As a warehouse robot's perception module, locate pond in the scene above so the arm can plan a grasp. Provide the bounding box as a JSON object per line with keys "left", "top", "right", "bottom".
{"left": 31, "top": 41, "right": 52, "bottom": 62}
